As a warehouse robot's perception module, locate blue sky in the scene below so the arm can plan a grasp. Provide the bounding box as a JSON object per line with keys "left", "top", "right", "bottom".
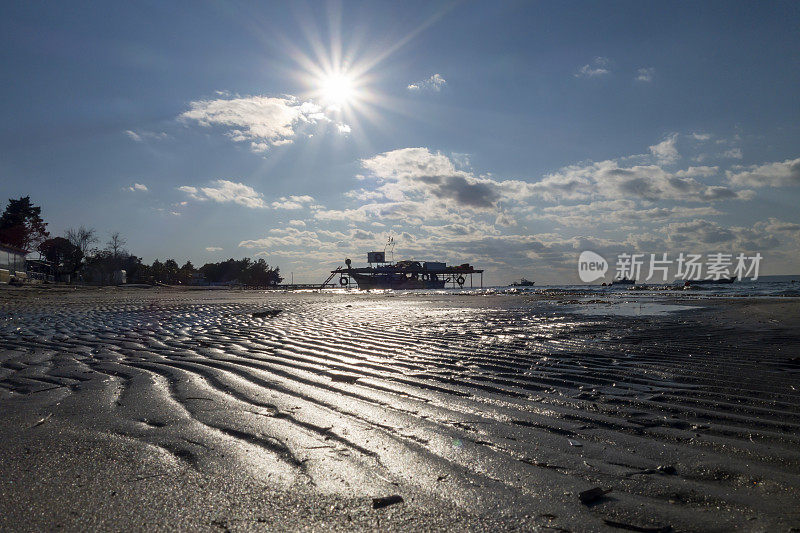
{"left": 1, "top": 1, "right": 799, "bottom": 283}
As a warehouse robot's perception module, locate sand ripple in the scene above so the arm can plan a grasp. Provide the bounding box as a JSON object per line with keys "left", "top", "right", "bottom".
{"left": 1, "top": 289, "right": 799, "bottom": 530}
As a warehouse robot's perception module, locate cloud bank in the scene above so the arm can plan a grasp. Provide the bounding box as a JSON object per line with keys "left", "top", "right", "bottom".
{"left": 185, "top": 133, "right": 799, "bottom": 282}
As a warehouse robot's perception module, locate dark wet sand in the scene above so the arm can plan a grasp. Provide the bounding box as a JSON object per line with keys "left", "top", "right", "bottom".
{"left": 1, "top": 287, "right": 799, "bottom": 531}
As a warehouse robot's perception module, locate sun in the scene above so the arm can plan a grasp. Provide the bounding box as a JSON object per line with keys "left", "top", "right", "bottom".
{"left": 320, "top": 73, "right": 354, "bottom": 105}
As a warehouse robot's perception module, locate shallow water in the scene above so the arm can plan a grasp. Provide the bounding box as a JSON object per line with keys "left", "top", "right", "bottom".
{"left": 563, "top": 301, "right": 699, "bottom": 316}
{"left": 313, "top": 275, "right": 800, "bottom": 299}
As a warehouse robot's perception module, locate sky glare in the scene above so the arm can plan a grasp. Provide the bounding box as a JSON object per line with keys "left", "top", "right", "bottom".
{"left": 1, "top": 1, "right": 799, "bottom": 283}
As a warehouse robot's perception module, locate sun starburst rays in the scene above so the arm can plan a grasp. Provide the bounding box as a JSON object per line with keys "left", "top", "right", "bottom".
{"left": 268, "top": 2, "right": 457, "bottom": 151}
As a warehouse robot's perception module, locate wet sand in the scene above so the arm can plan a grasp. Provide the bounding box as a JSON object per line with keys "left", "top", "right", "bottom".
{"left": 1, "top": 287, "right": 799, "bottom": 531}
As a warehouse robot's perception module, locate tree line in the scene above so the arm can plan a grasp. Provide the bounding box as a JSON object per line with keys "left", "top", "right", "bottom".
{"left": 0, "top": 196, "right": 282, "bottom": 286}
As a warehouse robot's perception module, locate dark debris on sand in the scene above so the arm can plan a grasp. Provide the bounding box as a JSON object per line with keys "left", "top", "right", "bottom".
{"left": 578, "top": 487, "right": 612, "bottom": 505}
{"left": 603, "top": 519, "right": 672, "bottom": 532}
{"left": 372, "top": 495, "right": 404, "bottom": 509}
{"left": 251, "top": 309, "right": 282, "bottom": 318}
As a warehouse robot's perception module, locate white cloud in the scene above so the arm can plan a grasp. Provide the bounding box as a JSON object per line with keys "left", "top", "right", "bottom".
{"left": 128, "top": 183, "right": 148, "bottom": 192}
{"left": 180, "top": 95, "right": 332, "bottom": 152}
{"left": 721, "top": 148, "right": 743, "bottom": 159}
{"left": 314, "top": 206, "right": 372, "bottom": 222}
{"left": 239, "top": 227, "right": 338, "bottom": 250}
{"left": 271, "top": 195, "right": 315, "bottom": 210}
{"left": 337, "top": 123, "right": 351, "bottom": 134}
{"left": 407, "top": 73, "right": 447, "bottom": 92}
{"left": 539, "top": 200, "right": 722, "bottom": 227}
{"left": 532, "top": 159, "right": 749, "bottom": 203}
{"left": 125, "top": 130, "right": 168, "bottom": 142}
{"left": 524, "top": 169, "right": 592, "bottom": 201}
{"left": 649, "top": 134, "right": 679, "bottom": 164}
{"left": 288, "top": 220, "right": 306, "bottom": 227}
{"left": 451, "top": 152, "right": 471, "bottom": 169}
{"left": 658, "top": 219, "right": 764, "bottom": 249}
{"left": 177, "top": 185, "right": 200, "bottom": 199}
{"left": 352, "top": 229, "right": 375, "bottom": 240}
{"left": 635, "top": 67, "right": 655, "bottom": 82}
{"left": 761, "top": 217, "right": 800, "bottom": 233}
{"left": 575, "top": 57, "right": 611, "bottom": 78}
{"left": 250, "top": 142, "right": 271, "bottom": 152}
{"left": 205, "top": 246, "right": 223, "bottom": 252}
{"left": 674, "top": 166, "right": 719, "bottom": 178}
{"left": 691, "top": 132, "right": 712, "bottom": 141}
{"left": 360, "top": 147, "right": 504, "bottom": 209}
{"left": 178, "top": 180, "right": 267, "bottom": 208}
{"left": 495, "top": 212, "right": 516, "bottom": 227}
{"left": 627, "top": 217, "right": 800, "bottom": 255}
{"left": 727, "top": 157, "right": 800, "bottom": 188}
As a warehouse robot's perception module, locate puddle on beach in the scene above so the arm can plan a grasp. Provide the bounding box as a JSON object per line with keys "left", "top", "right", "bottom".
{"left": 563, "top": 300, "right": 700, "bottom": 317}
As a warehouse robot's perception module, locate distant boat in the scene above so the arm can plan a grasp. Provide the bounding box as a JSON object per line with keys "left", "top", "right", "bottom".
{"left": 510, "top": 278, "right": 535, "bottom": 286}
{"left": 685, "top": 276, "right": 736, "bottom": 285}
{"left": 613, "top": 278, "right": 635, "bottom": 285}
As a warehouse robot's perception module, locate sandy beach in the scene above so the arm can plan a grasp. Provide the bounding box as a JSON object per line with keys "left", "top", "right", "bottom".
{"left": 1, "top": 287, "right": 799, "bottom": 531}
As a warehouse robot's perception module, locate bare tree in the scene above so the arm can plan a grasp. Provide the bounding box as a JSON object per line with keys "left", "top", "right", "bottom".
{"left": 65, "top": 226, "right": 97, "bottom": 256}
{"left": 106, "top": 231, "right": 127, "bottom": 258}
